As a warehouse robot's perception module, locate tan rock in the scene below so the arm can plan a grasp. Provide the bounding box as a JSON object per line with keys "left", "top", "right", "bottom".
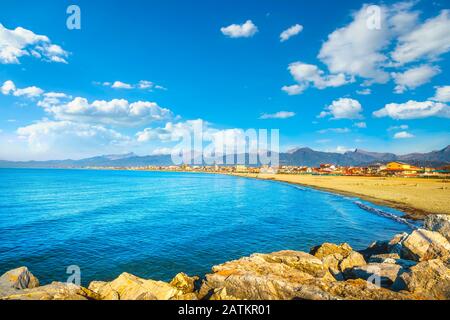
{"left": 310, "top": 243, "right": 366, "bottom": 279}
{"left": 321, "top": 254, "right": 345, "bottom": 280}
{"left": 310, "top": 243, "right": 353, "bottom": 259}
{"left": 88, "top": 272, "right": 192, "bottom": 300}
{"left": 169, "top": 272, "right": 199, "bottom": 294}
{"left": 208, "top": 287, "right": 240, "bottom": 300}
{"left": 344, "top": 263, "right": 403, "bottom": 288}
{"left": 321, "top": 279, "right": 417, "bottom": 300}
{"left": 0, "top": 267, "right": 39, "bottom": 295}
{"left": 425, "top": 214, "right": 450, "bottom": 242}
{"left": 392, "top": 259, "right": 450, "bottom": 300}
{"left": 200, "top": 250, "right": 416, "bottom": 300}
{"left": 401, "top": 229, "right": 450, "bottom": 261}
{"left": 167, "top": 292, "right": 198, "bottom": 300}
{"left": 339, "top": 251, "right": 367, "bottom": 272}
{"left": 1, "top": 282, "right": 99, "bottom": 300}
{"left": 258, "top": 251, "right": 329, "bottom": 279}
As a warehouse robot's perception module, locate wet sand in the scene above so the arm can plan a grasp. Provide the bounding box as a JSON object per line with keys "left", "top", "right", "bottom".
{"left": 231, "top": 173, "right": 450, "bottom": 220}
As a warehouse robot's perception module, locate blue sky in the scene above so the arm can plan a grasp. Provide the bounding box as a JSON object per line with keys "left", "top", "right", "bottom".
{"left": 0, "top": 0, "right": 449, "bottom": 160}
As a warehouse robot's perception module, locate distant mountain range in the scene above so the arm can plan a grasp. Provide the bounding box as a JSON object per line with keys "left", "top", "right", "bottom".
{"left": 0, "top": 145, "right": 449, "bottom": 168}
{"left": 280, "top": 145, "right": 450, "bottom": 167}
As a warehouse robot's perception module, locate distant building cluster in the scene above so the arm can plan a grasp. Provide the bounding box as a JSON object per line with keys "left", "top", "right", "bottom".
{"left": 88, "top": 161, "right": 450, "bottom": 178}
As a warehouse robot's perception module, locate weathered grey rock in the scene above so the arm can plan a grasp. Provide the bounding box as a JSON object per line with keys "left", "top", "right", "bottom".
{"left": 200, "top": 250, "right": 416, "bottom": 300}
{"left": 344, "top": 263, "right": 403, "bottom": 288}
{"left": 394, "top": 259, "right": 417, "bottom": 269}
{"left": 392, "top": 259, "right": 450, "bottom": 299}
{"left": 425, "top": 214, "right": 450, "bottom": 242}
{"left": 360, "top": 233, "right": 409, "bottom": 258}
{"left": 368, "top": 253, "right": 417, "bottom": 269}
{"left": 1, "top": 282, "right": 99, "bottom": 300}
{"left": 360, "top": 240, "right": 390, "bottom": 257}
{"left": 0, "top": 267, "right": 39, "bottom": 297}
{"left": 88, "top": 272, "right": 197, "bottom": 300}
{"left": 401, "top": 229, "right": 450, "bottom": 261}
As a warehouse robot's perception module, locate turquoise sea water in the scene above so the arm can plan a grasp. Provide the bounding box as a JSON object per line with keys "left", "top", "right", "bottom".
{"left": 0, "top": 169, "right": 413, "bottom": 286}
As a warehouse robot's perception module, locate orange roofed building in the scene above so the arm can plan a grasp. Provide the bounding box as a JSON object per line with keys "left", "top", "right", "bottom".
{"left": 382, "top": 161, "right": 422, "bottom": 176}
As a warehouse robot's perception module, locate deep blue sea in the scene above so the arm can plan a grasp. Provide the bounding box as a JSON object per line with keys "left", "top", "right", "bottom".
{"left": 0, "top": 169, "right": 414, "bottom": 286}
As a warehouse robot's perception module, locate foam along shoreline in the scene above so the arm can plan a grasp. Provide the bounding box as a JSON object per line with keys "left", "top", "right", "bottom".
{"left": 1, "top": 214, "right": 450, "bottom": 300}
{"left": 228, "top": 173, "right": 450, "bottom": 220}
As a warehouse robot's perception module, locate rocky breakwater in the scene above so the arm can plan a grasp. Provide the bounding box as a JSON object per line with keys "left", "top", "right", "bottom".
{"left": 1, "top": 215, "right": 450, "bottom": 300}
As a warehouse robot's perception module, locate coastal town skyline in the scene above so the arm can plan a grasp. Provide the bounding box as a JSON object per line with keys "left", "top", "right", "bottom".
{"left": 1, "top": 0, "right": 449, "bottom": 161}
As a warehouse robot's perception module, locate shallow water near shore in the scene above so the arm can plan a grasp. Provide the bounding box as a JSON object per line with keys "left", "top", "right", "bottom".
{"left": 0, "top": 169, "right": 414, "bottom": 286}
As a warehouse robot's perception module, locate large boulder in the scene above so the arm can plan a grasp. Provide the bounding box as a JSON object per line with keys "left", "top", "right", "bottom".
{"left": 388, "top": 233, "right": 410, "bottom": 255}
{"left": 199, "top": 250, "right": 416, "bottom": 300}
{"left": 425, "top": 215, "right": 450, "bottom": 242}
{"left": 401, "top": 229, "right": 450, "bottom": 262}
{"left": 169, "top": 272, "right": 199, "bottom": 294}
{"left": 392, "top": 259, "right": 450, "bottom": 300}
{"left": 1, "top": 282, "right": 99, "bottom": 300}
{"left": 368, "top": 253, "right": 417, "bottom": 269}
{"left": 360, "top": 233, "right": 409, "bottom": 258}
{"left": 319, "top": 279, "right": 418, "bottom": 300}
{"left": 88, "top": 272, "right": 198, "bottom": 300}
{"left": 340, "top": 252, "right": 367, "bottom": 272}
{"left": 310, "top": 243, "right": 353, "bottom": 259}
{"left": 260, "top": 251, "right": 330, "bottom": 279}
{"left": 0, "top": 267, "right": 40, "bottom": 297}
{"left": 208, "top": 287, "right": 240, "bottom": 300}
{"left": 344, "top": 263, "right": 403, "bottom": 288}
{"left": 310, "top": 243, "right": 366, "bottom": 280}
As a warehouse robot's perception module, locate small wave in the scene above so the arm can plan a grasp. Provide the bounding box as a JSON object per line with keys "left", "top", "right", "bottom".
{"left": 354, "top": 201, "right": 417, "bottom": 229}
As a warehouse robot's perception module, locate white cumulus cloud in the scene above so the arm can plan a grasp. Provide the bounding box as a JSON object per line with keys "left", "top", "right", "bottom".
{"left": 281, "top": 84, "right": 306, "bottom": 96}
{"left": 98, "top": 80, "right": 164, "bottom": 91}
{"left": 111, "top": 81, "right": 133, "bottom": 89}
{"left": 42, "top": 97, "right": 174, "bottom": 127}
{"left": 318, "top": 4, "right": 394, "bottom": 84}
{"left": 373, "top": 100, "right": 450, "bottom": 119}
{"left": 391, "top": 10, "right": 450, "bottom": 65}
{"left": 283, "top": 62, "right": 353, "bottom": 94}
{"left": 431, "top": 86, "right": 450, "bottom": 103}
{"left": 0, "top": 23, "right": 69, "bottom": 64}
{"left": 17, "top": 120, "right": 131, "bottom": 156}
{"left": 392, "top": 64, "right": 440, "bottom": 93}
{"left": 319, "top": 98, "right": 363, "bottom": 120}
{"left": 1, "top": 80, "right": 43, "bottom": 98}
{"left": 356, "top": 88, "right": 372, "bottom": 95}
{"left": 221, "top": 20, "right": 258, "bottom": 38}
{"left": 260, "top": 111, "right": 295, "bottom": 119}
{"left": 280, "top": 24, "right": 303, "bottom": 42}
{"left": 394, "top": 131, "right": 415, "bottom": 139}
{"left": 354, "top": 122, "right": 367, "bottom": 128}
{"left": 317, "top": 3, "right": 449, "bottom": 86}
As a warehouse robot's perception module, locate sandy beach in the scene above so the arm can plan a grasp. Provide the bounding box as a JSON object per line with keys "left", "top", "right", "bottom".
{"left": 231, "top": 173, "right": 450, "bottom": 219}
